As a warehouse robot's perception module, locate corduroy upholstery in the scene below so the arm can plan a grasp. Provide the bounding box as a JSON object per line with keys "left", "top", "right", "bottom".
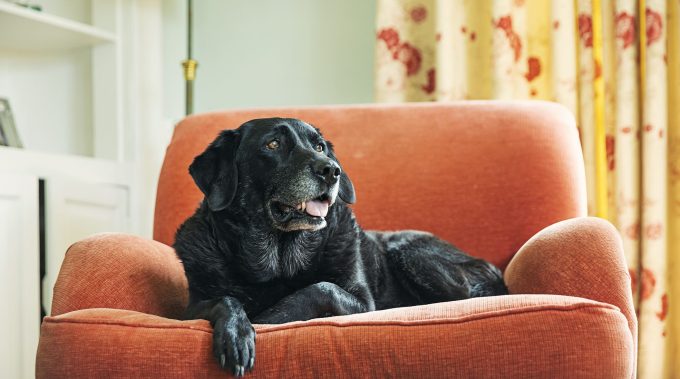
{"left": 36, "top": 102, "right": 636, "bottom": 378}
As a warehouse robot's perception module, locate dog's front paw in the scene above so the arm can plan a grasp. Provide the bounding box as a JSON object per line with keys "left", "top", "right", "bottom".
{"left": 213, "top": 316, "right": 256, "bottom": 377}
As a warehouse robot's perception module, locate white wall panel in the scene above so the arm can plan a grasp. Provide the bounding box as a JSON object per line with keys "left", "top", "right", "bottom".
{"left": 0, "top": 174, "right": 39, "bottom": 379}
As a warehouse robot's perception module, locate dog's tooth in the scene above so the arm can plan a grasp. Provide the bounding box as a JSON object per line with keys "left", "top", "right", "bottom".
{"left": 300, "top": 202, "right": 306, "bottom": 211}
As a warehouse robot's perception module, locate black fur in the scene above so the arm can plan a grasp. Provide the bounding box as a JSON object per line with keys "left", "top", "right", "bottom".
{"left": 174, "top": 118, "right": 507, "bottom": 376}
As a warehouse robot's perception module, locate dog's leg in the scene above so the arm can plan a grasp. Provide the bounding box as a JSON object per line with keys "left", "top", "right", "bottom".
{"left": 185, "top": 297, "right": 256, "bottom": 377}
{"left": 252, "top": 281, "right": 367, "bottom": 324}
{"left": 383, "top": 231, "right": 508, "bottom": 305}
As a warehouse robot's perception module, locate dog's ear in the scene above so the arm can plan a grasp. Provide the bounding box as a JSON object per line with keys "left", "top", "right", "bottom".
{"left": 189, "top": 130, "right": 240, "bottom": 211}
{"left": 326, "top": 140, "right": 356, "bottom": 204}
{"left": 338, "top": 171, "right": 356, "bottom": 204}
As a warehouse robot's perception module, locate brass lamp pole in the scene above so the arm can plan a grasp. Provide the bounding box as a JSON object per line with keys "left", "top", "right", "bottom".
{"left": 182, "top": 0, "right": 197, "bottom": 115}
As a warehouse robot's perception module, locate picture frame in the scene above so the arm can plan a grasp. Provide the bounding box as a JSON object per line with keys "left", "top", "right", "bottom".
{"left": 0, "top": 98, "right": 23, "bottom": 148}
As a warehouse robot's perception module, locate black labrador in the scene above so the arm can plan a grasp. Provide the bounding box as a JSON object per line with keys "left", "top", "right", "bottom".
{"left": 174, "top": 118, "right": 507, "bottom": 376}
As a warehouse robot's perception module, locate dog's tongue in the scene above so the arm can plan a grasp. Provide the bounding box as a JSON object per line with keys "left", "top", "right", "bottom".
{"left": 305, "top": 200, "right": 329, "bottom": 218}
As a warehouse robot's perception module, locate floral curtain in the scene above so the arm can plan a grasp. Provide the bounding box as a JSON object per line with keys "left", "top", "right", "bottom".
{"left": 374, "top": 0, "right": 680, "bottom": 377}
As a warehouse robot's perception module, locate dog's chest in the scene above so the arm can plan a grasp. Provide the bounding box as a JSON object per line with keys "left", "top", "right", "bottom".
{"left": 239, "top": 229, "right": 323, "bottom": 281}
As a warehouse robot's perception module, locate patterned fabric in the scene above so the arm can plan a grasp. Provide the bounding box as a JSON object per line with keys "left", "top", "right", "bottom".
{"left": 374, "top": 0, "right": 680, "bottom": 377}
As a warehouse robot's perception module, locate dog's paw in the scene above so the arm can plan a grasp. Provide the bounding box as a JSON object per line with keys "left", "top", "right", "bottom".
{"left": 212, "top": 317, "right": 256, "bottom": 376}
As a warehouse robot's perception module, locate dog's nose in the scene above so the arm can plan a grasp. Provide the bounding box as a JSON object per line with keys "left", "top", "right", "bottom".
{"left": 313, "top": 160, "right": 341, "bottom": 184}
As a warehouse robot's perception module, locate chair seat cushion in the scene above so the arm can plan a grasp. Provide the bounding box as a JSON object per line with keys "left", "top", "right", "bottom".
{"left": 37, "top": 294, "right": 632, "bottom": 379}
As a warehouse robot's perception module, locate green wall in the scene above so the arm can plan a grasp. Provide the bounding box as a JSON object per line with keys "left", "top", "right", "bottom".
{"left": 163, "top": 0, "right": 376, "bottom": 119}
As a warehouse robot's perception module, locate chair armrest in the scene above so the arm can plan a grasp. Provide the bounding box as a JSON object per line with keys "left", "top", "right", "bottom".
{"left": 504, "top": 217, "right": 637, "bottom": 366}
{"left": 50, "top": 233, "right": 188, "bottom": 319}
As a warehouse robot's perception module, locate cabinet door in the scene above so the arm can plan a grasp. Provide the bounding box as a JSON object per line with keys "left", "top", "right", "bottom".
{"left": 43, "top": 179, "right": 129, "bottom": 313}
{"left": 0, "top": 174, "right": 40, "bottom": 379}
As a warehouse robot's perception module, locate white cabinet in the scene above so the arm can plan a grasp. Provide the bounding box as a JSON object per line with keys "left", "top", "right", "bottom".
{"left": 0, "top": 174, "right": 40, "bottom": 379}
{"left": 0, "top": 148, "right": 131, "bottom": 379}
{"left": 42, "top": 178, "right": 129, "bottom": 313}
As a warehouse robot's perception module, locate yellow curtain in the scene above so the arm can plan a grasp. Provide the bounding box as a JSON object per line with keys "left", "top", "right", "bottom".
{"left": 374, "top": 0, "right": 680, "bottom": 377}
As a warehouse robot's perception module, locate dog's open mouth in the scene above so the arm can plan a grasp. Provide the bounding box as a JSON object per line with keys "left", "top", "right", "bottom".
{"left": 269, "top": 193, "right": 333, "bottom": 231}
{"left": 274, "top": 193, "right": 332, "bottom": 218}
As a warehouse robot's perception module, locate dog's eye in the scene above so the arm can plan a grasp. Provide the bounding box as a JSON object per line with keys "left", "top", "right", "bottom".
{"left": 266, "top": 140, "right": 280, "bottom": 150}
{"left": 315, "top": 143, "right": 324, "bottom": 152}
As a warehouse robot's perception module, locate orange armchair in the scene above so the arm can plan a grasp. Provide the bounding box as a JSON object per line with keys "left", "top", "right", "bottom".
{"left": 36, "top": 102, "right": 636, "bottom": 378}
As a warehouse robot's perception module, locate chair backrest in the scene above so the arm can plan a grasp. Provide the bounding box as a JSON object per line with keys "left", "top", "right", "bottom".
{"left": 154, "top": 101, "right": 586, "bottom": 270}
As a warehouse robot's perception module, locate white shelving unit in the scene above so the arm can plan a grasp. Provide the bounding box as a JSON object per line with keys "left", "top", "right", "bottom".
{"left": 0, "top": 0, "right": 124, "bottom": 160}
{"left": 0, "top": 1, "right": 116, "bottom": 51}
{"left": 0, "top": 146, "right": 131, "bottom": 184}
{"left": 0, "top": 1, "right": 135, "bottom": 377}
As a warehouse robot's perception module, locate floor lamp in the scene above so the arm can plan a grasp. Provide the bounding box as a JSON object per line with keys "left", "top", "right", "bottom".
{"left": 182, "top": 0, "right": 197, "bottom": 116}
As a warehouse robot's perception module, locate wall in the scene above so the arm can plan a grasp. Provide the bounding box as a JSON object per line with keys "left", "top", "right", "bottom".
{"left": 162, "top": 0, "right": 376, "bottom": 124}
{"left": 0, "top": 50, "right": 92, "bottom": 156}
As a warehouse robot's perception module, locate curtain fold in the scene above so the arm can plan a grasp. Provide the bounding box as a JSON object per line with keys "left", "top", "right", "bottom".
{"left": 374, "top": 0, "right": 679, "bottom": 376}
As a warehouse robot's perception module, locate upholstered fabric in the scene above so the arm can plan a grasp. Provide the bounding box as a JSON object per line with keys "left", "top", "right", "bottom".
{"left": 154, "top": 101, "right": 586, "bottom": 270}
{"left": 505, "top": 217, "right": 637, "bottom": 354}
{"left": 505, "top": 216, "right": 638, "bottom": 375}
{"left": 37, "top": 295, "right": 631, "bottom": 379}
{"left": 37, "top": 102, "right": 635, "bottom": 378}
{"left": 50, "top": 233, "right": 187, "bottom": 319}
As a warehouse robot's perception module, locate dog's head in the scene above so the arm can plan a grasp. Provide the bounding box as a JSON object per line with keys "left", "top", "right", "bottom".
{"left": 189, "top": 118, "right": 355, "bottom": 232}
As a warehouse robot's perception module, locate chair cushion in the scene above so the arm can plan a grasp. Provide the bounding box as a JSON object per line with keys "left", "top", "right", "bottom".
{"left": 37, "top": 294, "right": 632, "bottom": 378}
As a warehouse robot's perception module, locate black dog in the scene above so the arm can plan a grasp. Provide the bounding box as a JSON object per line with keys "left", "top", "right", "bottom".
{"left": 174, "top": 118, "right": 507, "bottom": 376}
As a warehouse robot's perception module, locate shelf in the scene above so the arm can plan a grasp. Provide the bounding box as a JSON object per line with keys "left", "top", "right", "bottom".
{"left": 0, "top": 146, "right": 131, "bottom": 186}
{"left": 0, "top": 1, "right": 116, "bottom": 51}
